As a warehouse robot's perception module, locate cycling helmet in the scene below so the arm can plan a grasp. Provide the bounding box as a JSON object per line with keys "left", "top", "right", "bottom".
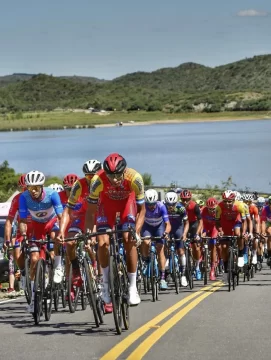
{"left": 180, "top": 189, "right": 192, "bottom": 199}
{"left": 222, "top": 190, "right": 235, "bottom": 200}
{"left": 206, "top": 197, "right": 218, "bottom": 208}
{"left": 196, "top": 199, "right": 204, "bottom": 207}
{"left": 82, "top": 160, "right": 102, "bottom": 175}
{"left": 257, "top": 197, "right": 265, "bottom": 207}
{"left": 242, "top": 193, "right": 254, "bottom": 202}
{"left": 175, "top": 188, "right": 182, "bottom": 194}
{"left": 232, "top": 191, "right": 242, "bottom": 201}
{"left": 48, "top": 183, "right": 64, "bottom": 192}
{"left": 18, "top": 174, "right": 26, "bottom": 188}
{"left": 25, "top": 170, "right": 45, "bottom": 186}
{"left": 165, "top": 191, "right": 178, "bottom": 205}
{"left": 63, "top": 173, "right": 79, "bottom": 189}
{"left": 145, "top": 189, "right": 158, "bottom": 204}
{"left": 103, "top": 153, "right": 127, "bottom": 174}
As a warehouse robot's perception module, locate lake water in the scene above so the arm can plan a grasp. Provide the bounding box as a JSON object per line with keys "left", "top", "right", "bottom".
{"left": 1, "top": 119, "right": 271, "bottom": 192}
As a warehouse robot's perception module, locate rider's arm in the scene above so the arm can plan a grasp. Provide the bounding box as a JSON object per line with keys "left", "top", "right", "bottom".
{"left": 135, "top": 203, "right": 146, "bottom": 235}
{"left": 215, "top": 205, "right": 223, "bottom": 232}
{"left": 51, "top": 191, "right": 63, "bottom": 221}
{"left": 261, "top": 207, "right": 267, "bottom": 234}
{"left": 161, "top": 204, "right": 171, "bottom": 234}
{"left": 85, "top": 202, "right": 98, "bottom": 233}
{"left": 4, "top": 216, "right": 14, "bottom": 242}
{"left": 18, "top": 193, "right": 28, "bottom": 235}
{"left": 194, "top": 204, "right": 202, "bottom": 235}
{"left": 183, "top": 218, "right": 189, "bottom": 239}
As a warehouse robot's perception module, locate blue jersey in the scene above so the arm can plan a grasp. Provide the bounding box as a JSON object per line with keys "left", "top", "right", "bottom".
{"left": 167, "top": 203, "right": 188, "bottom": 229}
{"left": 144, "top": 201, "right": 169, "bottom": 227}
{"left": 19, "top": 188, "right": 63, "bottom": 224}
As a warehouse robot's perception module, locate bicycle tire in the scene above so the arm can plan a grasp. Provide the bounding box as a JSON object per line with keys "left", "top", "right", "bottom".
{"left": 204, "top": 248, "right": 208, "bottom": 286}
{"left": 186, "top": 250, "right": 193, "bottom": 290}
{"left": 54, "top": 287, "right": 60, "bottom": 311}
{"left": 109, "top": 255, "right": 122, "bottom": 335}
{"left": 24, "top": 257, "right": 31, "bottom": 305}
{"left": 136, "top": 256, "right": 143, "bottom": 296}
{"left": 34, "top": 259, "right": 44, "bottom": 325}
{"left": 67, "top": 265, "right": 79, "bottom": 313}
{"left": 228, "top": 249, "right": 232, "bottom": 292}
{"left": 172, "top": 252, "right": 179, "bottom": 294}
{"left": 150, "top": 253, "right": 156, "bottom": 302}
{"left": 119, "top": 260, "right": 130, "bottom": 330}
{"left": 61, "top": 276, "right": 67, "bottom": 309}
{"left": 83, "top": 258, "right": 99, "bottom": 327}
{"left": 44, "top": 258, "right": 53, "bottom": 321}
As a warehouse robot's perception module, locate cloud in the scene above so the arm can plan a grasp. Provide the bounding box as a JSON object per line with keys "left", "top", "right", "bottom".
{"left": 237, "top": 9, "right": 269, "bottom": 17}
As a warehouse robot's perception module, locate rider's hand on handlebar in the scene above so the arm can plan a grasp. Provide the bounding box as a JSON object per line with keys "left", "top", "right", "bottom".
{"left": 218, "top": 231, "right": 224, "bottom": 238}
{"left": 163, "top": 232, "right": 170, "bottom": 241}
{"left": 194, "top": 234, "right": 200, "bottom": 241}
{"left": 56, "top": 231, "right": 65, "bottom": 244}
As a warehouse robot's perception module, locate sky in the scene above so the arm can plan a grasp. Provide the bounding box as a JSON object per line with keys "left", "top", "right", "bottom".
{"left": 0, "top": 0, "right": 270, "bottom": 79}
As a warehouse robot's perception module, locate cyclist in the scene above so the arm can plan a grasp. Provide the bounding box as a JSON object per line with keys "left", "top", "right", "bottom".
{"left": 4, "top": 174, "right": 32, "bottom": 295}
{"left": 257, "top": 197, "right": 267, "bottom": 258}
{"left": 85, "top": 153, "right": 145, "bottom": 310}
{"left": 201, "top": 197, "right": 218, "bottom": 281}
{"left": 242, "top": 193, "right": 260, "bottom": 265}
{"left": 180, "top": 189, "right": 203, "bottom": 280}
{"left": 261, "top": 196, "right": 271, "bottom": 265}
{"left": 164, "top": 191, "right": 189, "bottom": 287}
{"left": 19, "top": 170, "right": 63, "bottom": 312}
{"left": 53, "top": 173, "right": 80, "bottom": 284}
{"left": 57, "top": 160, "right": 102, "bottom": 296}
{"left": 215, "top": 190, "right": 248, "bottom": 270}
{"left": 141, "top": 189, "right": 171, "bottom": 290}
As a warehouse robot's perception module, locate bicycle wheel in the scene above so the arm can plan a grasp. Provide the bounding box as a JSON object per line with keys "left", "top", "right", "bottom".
{"left": 24, "top": 257, "right": 32, "bottom": 305}
{"left": 150, "top": 253, "right": 157, "bottom": 302}
{"left": 61, "top": 275, "right": 67, "bottom": 309}
{"left": 67, "top": 265, "right": 79, "bottom": 313}
{"left": 109, "top": 255, "right": 122, "bottom": 335}
{"left": 83, "top": 258, "right": 99, "bottom": 327}
{"left": 136, "top": 255, "right": 143, "bottom": 296}
{"left": 34, "top": 259, "right": 44, "bottom": 325}
{"left": 44, "top": 259, "right": 53, "bottom": 321}
{"left": 53, "top": 284, "right": 60, "bottom": 312}
{"left": 204, "top": 248, "right": 208, "bottom": 286}
{"left": 228, "top": 249, "right": 233, "bottom": 291}
{"left": 186, "top": 250, "right": 194, "bottom": 290}
{"left": 172, "top": 252, "right": 179, "bottom": 294}
{"left": 119, "top": 259, "right": 130, "bottom": 330}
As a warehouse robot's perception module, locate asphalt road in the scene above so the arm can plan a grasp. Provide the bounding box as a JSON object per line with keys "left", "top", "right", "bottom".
{"left": 0, "top": 264, "right": 270, "bottom": 360}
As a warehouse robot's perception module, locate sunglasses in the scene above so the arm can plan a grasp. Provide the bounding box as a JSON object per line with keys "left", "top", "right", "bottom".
{"left": 166, "top": 203, "right": 177, "bottom": 207}
{"left": 146, "top": 202, "right": 157, "bottom": 206}
{"left": 180, "top": 198, "right": 190, "bottom": 202}
{"left": 223, "top": 200, "right": 233, "bottom": 204}
{"left": 27, "top": 185, "right": 42, "bottom": 192}
{"left": 207, "top": 207, "right": 216, "bottom": 211}
{"left": 106, "top": 173, "right": 124, "bottom": 181}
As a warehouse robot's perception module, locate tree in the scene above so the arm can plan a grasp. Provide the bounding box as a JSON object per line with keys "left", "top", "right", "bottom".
{"left": 142, "top": 173, "right": 154, "bottom": 186}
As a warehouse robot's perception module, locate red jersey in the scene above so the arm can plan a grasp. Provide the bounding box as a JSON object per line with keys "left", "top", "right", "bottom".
{"left": 185, "top": 201, "right": 202, "bottom": 223}
{"left": 201, "top": 206, "right": 218, "bottom": 238}
{"left": 8, "top": 192, "right": 32, "bottom": 238}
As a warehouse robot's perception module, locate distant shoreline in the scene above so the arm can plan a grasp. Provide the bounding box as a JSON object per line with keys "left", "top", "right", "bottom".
{"left": 94, "top": 116, "right": 271, "bottom": 128}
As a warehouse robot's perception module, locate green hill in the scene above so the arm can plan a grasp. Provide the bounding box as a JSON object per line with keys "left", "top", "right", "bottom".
{"left": 0, "top": 55, "right": 271, "bottom": 113}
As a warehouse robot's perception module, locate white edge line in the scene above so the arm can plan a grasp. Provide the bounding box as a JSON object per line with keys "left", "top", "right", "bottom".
{"left": 0, "top": 297, "right": 24, "bottom": 305}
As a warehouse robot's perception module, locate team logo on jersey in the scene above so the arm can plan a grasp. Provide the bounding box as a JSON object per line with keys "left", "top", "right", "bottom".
{"left": 97, "top": 216, "right": 107, "bottom": 224}
{"left": 134, "top": 177, "right": 144, "bottom": 193}
{"left": 36, "top": 211, "right": 48, "bottom": 218}
{"left": 91, "top": 178, "right": 102, "bottom": 193}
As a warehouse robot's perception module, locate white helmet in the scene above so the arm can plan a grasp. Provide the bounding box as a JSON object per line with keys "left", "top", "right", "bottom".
{"left": 165, "top": 191, "right": 178, "bottom": 205}
{"left": 233, "top": 191, "right": 242, "bottom": 201}
{"left": 82, "top": 159, "right": 102, "bottom": 175}
{"left": 25, "top": 170, "right": 45, "bottom": 186}
{"left": 145, "top": 189, "right": 158, "bottom": 203}
{"left": 48, "top": 183, "right": 64, "bottom": 192}
{"left": 257, "top": 197, "right": 265, "bottom": 207}
{"left": 242, "top": 193, "right": 253, "bottom": 202}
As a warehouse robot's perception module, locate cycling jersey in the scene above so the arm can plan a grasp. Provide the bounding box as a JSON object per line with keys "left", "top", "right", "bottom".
{"left": 201, "top": 206, "right": 217, "bottom": 238}
{"left": 88, "top": 168, "right": 144, "bottom": 230}
{"left": 8, "top": 192, "right": 32, "bottom": 240}
{"left": 59, "top": 190, "right": 69, "bottom": 209}
{"left": 261, "top": 206, "right": 271, "bottom": 223}
{"left": 185, "top": 201, "right": 202, "bottom": 223}
{"left": 167, "top": 203, "right": 187, "bottom": 229}
{"left": 67, "top": 178, "right": 89, "bottom": 209}
{"left": 215, "top": 201, "right": 247, "bottom": 223}
{"left": 144, "top": 201, "right": 169, "bottom": 227}
{"left": 19, "top": 188, "right": 63, "bottom": 223}
{"left": 88, "top": 168, "right": 145, "bottom": 205}
{"left": 248, "top": 203, "right": 259, "bottom": 220}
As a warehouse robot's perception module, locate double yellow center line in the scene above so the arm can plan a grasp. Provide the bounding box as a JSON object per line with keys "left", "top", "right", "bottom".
{"left": 101, "top": 281, "right": 223, "bottom": 360}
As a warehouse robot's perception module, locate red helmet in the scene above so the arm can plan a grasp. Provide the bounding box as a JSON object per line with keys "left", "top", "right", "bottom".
{"left": 103, "top": 153, "right": 127, "bottom": 174}
{"left": 180, "top": 189, "right": 192, "bottom": 199}
{"left": 222, "top": 190, "right": 235, "bottom": 200}
{"left": 63, "top": 174, "right": 79, "bottom": 189}
{"left": 18, "top": 174, "right": 26, "bottom": 189}
{"left": 206, "top": 197, "right": 218, "bottom": 208}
